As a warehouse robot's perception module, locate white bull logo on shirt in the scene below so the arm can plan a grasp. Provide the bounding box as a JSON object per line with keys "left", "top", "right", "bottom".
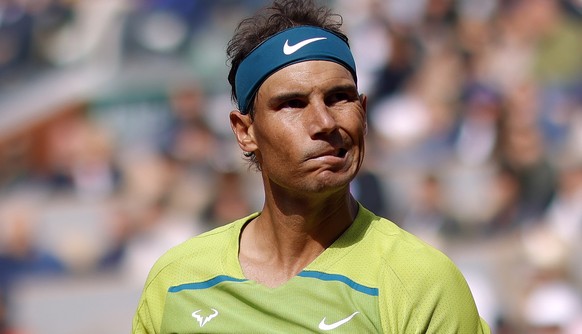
{"left": 192, "top": 308, "right": 219, "bottom": 327}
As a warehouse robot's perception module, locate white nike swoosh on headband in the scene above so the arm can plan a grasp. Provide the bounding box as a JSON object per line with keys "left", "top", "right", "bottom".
{"left": 283, "top": 37, "right": 327, "bottom": 55}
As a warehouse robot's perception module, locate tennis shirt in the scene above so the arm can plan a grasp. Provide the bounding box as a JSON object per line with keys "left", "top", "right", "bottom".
{"left": 132, "top": 204, "right": 490, "bottom": 333}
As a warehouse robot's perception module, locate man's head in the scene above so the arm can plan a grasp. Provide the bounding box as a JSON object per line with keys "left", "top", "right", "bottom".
{"left": 227, "top": 0, "right": 352, "bottom": 118}
{"left": 234, "top": 26, "right": 356, "bottom": 116}
{"left": 227, "top": 0, "right": 366, "bottom": 195}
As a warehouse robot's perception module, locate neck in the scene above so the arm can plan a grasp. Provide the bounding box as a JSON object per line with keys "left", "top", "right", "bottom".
{"left": 238, "top": 185, "right": 359, "bottom": 287}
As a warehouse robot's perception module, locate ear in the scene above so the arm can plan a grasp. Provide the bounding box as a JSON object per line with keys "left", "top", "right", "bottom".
{"left": 359, "top": 93, "right": 368, "bottom": 135}
{"left": 229, "top": 110, "right": 257, "bottom": 153}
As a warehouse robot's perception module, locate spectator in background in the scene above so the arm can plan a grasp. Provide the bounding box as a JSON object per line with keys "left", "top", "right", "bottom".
{"left": 200, "top": 170, "right": 254, "bottom": 230}
{"left": 0, "top": 196, "right": 66, "bottom": 281}
{"left": 520, "top": 235, "right": 582, "bottom": 334}
{"left": 495, "top": 100, "right": 557, "bottom": 224}
{"left": 453, "top": 83, "right": 503, "bottom": 167}
{"left": 0, "top": 196, "right": 65, "bottom": 330}
{"left": 158, "top": 84, "right": 220, "bottom": 172}
{"left": 0, "top": 0, "right": 35, "bottom": 79}
{"left": 44, "top": 117, "right": 123, "bottom": 199}
{"left": 367, "top": 26, "right": 418, "bottom": 115}
{"left": 523, "top": 277, "right": 582, "bottom": 334}
{"left": 401, "top": 173, "right": 460, "bottom": 244}
{"left": 485, "top": 165, "right": 524, "bottom": 235}
{"left": 543, "top": 156, "right": 582, "bottom": 252}
{"left": 350, "top": 166, "right": 389, "bottom": 218}
{"left": 111, "top": 151, "right": 204, "bottom": 284}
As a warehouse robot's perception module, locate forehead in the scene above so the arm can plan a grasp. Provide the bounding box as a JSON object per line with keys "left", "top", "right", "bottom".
{"left": 259, "top": 61, "right": 356, "bottom": 95}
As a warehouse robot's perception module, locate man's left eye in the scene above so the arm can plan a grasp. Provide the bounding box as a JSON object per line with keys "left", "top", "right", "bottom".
{"left": 328, "top": 93, "right": 349, "bottom": 104}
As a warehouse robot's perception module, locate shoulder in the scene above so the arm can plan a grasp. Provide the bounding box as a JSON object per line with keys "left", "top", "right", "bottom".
{"left": 356, "top": 206, "right": 473, "bottom": 303}
{"left": 143, "top": 214, "right": 253, "bottom": 289}
{"left": 131, "top": 214, "right": 256, "bottom": 334}
{"left": 358, "top": 206, "right": 454, "bottom": 275}
{"left": 150, "top": 224, "right": 232, "bottom": 272}
{"left": 358, "top": 208, "right": 487, "bottom": 332}
{"left": 364, "top": 211, "right": 467, "bottom": 293}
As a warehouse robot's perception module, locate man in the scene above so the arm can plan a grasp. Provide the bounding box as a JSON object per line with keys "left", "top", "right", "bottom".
{"left": 132, "top": 0, "right": 491, "bottom": 333}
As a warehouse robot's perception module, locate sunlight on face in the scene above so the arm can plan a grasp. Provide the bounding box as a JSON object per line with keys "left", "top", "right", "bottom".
{"left": 250, "top": 60, "right": 367, "bottom": 195}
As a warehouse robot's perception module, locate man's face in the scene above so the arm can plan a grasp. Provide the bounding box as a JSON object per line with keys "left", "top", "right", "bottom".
{"left": 239, "top": 60, "right": 367, "bottom": 195}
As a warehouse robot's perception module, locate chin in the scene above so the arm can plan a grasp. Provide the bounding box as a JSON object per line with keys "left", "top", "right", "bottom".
{"left": 306, "top": 171, "right": 355, "bottom": 194}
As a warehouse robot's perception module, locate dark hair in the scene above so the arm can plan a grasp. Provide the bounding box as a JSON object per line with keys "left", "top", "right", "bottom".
{"left": 226, "top": 0, "right": 348, "bottom": 118}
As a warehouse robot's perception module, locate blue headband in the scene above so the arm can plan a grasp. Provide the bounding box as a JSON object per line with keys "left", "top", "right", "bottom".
{"left": 234, "top": 26, "right": 357, "bottom": 114}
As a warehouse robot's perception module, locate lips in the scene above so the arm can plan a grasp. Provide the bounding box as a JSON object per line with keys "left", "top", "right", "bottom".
{"left": 308, "top": 147, "right": 348, "bottom": 160}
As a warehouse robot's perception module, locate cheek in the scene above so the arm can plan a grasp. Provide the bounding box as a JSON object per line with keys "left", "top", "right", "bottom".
{"left": 344, "top": 114, "right": 367, "bottom": 142}
{"left": 254, "top": 125, "right": 295, "bottom": 161}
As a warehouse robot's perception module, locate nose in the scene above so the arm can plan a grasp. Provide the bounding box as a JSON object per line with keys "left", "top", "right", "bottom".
{"left": 307, "top": 100, "right": 337, "bottom": 137}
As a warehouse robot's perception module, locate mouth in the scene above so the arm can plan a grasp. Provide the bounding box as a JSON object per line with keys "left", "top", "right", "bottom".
{"left": 309, "top": 147, "right": 348, "bottom": 160}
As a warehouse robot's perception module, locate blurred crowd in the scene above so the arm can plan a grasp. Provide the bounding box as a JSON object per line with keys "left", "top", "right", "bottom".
{"left": 1, "top": 0, "right": 582, "bottom": 333}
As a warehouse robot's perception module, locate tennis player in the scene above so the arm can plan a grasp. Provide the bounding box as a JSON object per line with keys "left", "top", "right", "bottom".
{"left": 132, "top": 0, "right": 491, "bottom": 332}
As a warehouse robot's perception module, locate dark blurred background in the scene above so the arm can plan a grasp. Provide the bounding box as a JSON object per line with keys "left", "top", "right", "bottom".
{"left": 0, "top": 0, "right": 581, "bottom": 333}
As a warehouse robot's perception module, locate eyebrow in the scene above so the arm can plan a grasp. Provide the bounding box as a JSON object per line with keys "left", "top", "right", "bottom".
{"left": 268, "top": 83, "right": 358, "bottom": 106}
{"left": 326, "top": 83, "right": 358, "bottom": 96}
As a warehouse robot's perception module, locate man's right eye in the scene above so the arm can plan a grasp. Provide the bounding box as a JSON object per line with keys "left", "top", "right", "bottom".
{"left": 280, "top": 99, "right": 306, "bottom": 110}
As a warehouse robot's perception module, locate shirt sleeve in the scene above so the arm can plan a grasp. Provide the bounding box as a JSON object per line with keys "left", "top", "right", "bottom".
{"left": 132, "top": 296, "right": 155, "bottom": 334}
{"left": 378, "top": 243, "right": 491, "bottom": 334}
{"left": 132, "top": 265, "right": 170, "bottom": 334}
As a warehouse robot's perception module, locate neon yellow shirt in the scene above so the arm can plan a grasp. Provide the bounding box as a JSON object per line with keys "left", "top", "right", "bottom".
{"left": 132, "top": 205, "right": 490, "bottom": 333}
